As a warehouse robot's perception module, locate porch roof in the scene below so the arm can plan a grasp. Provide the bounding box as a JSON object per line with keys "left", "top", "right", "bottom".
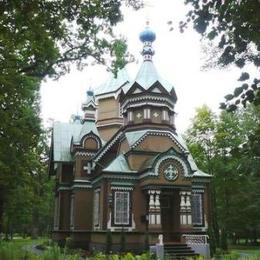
{"left": 103, "top": 154, "right": 137, "bottom": 173}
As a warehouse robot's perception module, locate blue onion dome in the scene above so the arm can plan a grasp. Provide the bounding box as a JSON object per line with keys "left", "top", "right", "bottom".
{"left": 86, "top": 89, "right": 94, "bottom": 96}
{"left": 74, "top": 114, "right": 81, "bottom": 120}
{"left": 139, "top": 28, "right": 156, "bottom": 43}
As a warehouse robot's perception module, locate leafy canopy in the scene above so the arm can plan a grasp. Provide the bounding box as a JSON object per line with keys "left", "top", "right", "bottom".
{"left": 185, "top": 104, "right": 260, "bottom": 246}
{"left": 181, "top": 0, "right": 260, "bottom": 111}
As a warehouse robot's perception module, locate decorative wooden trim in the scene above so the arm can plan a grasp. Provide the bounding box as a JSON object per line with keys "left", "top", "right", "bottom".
{"left": 75, "top": 151, "right": 96, "bottom": 157}
{"left": 92, "top": 173, "right": 138, "bottom": 185}
{"left": 154, "top": 155, "right": 190, "bottom": 177}
{"left": 93, "top": 131, "right": 123, "bottom": 164}
{"left": 130, "top": 130, "right": 186, "bottom": 152}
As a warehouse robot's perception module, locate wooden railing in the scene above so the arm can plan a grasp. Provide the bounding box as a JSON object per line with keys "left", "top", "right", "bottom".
{"left": 182, "top": 234, "right": 209, "bottom": 244}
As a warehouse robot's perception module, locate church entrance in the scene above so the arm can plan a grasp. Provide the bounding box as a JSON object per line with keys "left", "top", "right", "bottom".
{"left": 160, "top": 189, "right": 180, "bottom": 242}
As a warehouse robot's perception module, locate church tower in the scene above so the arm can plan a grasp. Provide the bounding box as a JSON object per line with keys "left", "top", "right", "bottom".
{"left": 121, "top": 27, "right": 177, "bottom": 129}
{"left": 49, "top": 27, "right": 211, "bottom": 258}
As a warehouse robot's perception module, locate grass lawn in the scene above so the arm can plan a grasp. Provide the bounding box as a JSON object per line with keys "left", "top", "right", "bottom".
{"left": 0, "top": 237, "right": 48, "bottom": 259}
{"left": 230, "top": 245, "right": 260, "bottom": 254}
{"left": 216, "top": 246, "right": 260, "bottom": 260}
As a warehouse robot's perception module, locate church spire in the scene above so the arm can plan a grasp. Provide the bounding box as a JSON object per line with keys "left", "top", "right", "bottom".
{"left": 139, "top": 22, "right": 156, "bottom": 62}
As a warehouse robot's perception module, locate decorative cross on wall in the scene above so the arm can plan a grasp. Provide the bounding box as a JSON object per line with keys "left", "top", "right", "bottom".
{"left": 136, "top": 113, "right": 142, "bottom": 119}
{"left": 153, "top": 112, "right": 159, "bottom": 118}
{"left": 164, "top": 164, "right": 178, "bottom": 181}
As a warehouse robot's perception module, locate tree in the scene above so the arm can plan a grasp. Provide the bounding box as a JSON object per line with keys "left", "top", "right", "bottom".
{"left": 186, "top": 104, "right": 260, "bottom": 250}
{"left": 185, "top": 105, "right": 220, "bottom": 253}
{"left": 1, "top": 130, "right": 53, "bottom": 239}
{"left": 181, "top": 0, "right": 260, "bottom": 110}
{"left": 0, "top": 0, "right": 142, "bottom": 234}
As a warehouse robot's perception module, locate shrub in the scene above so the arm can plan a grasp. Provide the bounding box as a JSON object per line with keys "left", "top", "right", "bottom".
{"left": 0, "top": 241, "right": 23, "bottom": 260}
{"left": 122, "top": 252, "right": 135, "bottom": 260}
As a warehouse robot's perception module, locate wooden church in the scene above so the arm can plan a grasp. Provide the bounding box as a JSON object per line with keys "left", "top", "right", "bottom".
{"left": 49, "top": 27, "right": 211, "bottom": 257}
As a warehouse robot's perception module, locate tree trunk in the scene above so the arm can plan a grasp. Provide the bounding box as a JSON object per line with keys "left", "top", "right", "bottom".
{"left": 210, "top": 182, "right": 220, "bottom": 248}
{"left": 0, "top": 188, "right": 5, "bottom": 235}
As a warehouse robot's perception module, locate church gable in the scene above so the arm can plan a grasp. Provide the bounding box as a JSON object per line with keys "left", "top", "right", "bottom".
{"left": 148, "top": 82, "right": 169, "bottom": 95}
{"left": 153, "top": 149, "right": 193, "bottom": 178}
{"left": 151, "top": 86, "right": 162, "bottom": 93}
{"left": 136, "top": 135, "right": 181, "bottom": 153}
{"left": 138, "top": 148, "right": 193, "bottom": 187}
{"left": 129, "top": 131, "right": 185, "bottom": 153}
{"left": 127, "top": 83, "right": 145, "bottom": 95}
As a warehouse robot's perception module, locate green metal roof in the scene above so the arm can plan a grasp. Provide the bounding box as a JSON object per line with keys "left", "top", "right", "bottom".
{"left": 95, "top": 68, "right": 131, "bottom": 96}
{"left": 53, "top": 121, "right": 102, "bottom": 162}
{"left": 123, "top": 61, "right": 174, "bottom": 94}
{"left": 73, "top": 121, "right": 100, "bottom": 144}
{"left": 53, "top": 122, "right": 82, "bottom": 162}
{"left": 140, "top": 156, "right": 158, "bottom": 171}
{"left": 125, "top": 130, "right": 148, "bottom": 147}
{"left": 193, "top": 170, "right": 212, "bottom": 178}
{"left": 103, "top": 154, "right": 136, "bottom": 173}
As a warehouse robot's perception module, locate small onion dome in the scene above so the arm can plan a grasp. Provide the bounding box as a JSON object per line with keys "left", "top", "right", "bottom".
{"left": 139, "top": 28, "right": 156, "bottom": 43}
{"left": 86, "top": 90, "right": 94, "bottom": 96}
{"left": 74, "top": 114, "right": 81, "bottom": 120}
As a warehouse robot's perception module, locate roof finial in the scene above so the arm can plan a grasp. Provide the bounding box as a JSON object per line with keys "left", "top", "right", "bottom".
{"left": 139, "top": 23, "right": 156, "bottom": 62}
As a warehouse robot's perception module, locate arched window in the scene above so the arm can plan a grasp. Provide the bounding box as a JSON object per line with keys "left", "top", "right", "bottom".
{"left": 83, "top": 137, "right": 99, "bottom": 150}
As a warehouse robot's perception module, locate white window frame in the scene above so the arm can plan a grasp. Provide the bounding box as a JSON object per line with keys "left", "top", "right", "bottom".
{"left": 114, "top": 191, "right": 130, "bottom": 225}
{"left": 192, "top": 193, "right": 203, "bottom": 226}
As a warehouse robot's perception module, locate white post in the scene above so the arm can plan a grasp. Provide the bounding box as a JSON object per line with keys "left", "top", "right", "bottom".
{"left": 148, "top": 190, "right": 161, "bottom": 227}
{"left": 186, "top": 192, "right": 192, "bottom": 225}
{"left": 155, "top": 191, "right": 161, "bottom": 225}
{"left": 180, "top": 191, "right": 186, "bottom": 225}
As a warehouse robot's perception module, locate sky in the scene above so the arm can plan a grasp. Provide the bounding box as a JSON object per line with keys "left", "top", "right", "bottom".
{"left": 40, "top": 0, "right": 249, "bottom": 133}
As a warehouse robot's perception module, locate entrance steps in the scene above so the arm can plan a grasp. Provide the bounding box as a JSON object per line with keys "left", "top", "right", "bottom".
{"left": 164, "top": 243, "right": 198, "bottom": 260}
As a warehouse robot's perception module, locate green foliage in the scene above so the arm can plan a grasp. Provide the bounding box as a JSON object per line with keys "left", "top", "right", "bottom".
{"left": 89, "top": 251, "right": 154, "bottom": 260}
{"left": 0, "top": 241, "right": 23, "bottom": 260}
{"left": 186, "top": 104, "right": 260, "bottom": 250}
{"left": 0, "top": 240, "right": 40, "bottom": 260}
{"left": 0, "top": 0, "right": 142, "bottom": 236}
{"left": 91, "top": 252, "right": 106, "bottom": 260}
{"left": 182, "top": 0, "right": 260, "bottom": 109}
{"left": 41, "top": 244, "right": 80, "bottom": 260}
{"left": 0, "top": 0, "right": 142, "bottom": 79}
{"left": 122, "top": 252, "right": 136, "bottom": 260}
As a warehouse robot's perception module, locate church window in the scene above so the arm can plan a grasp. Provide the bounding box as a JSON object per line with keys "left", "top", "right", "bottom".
{"left": 70, "top": 194, "right": 75, "bottom": 229}
{"left": 93, "top": 189, "right": 100, "bottom": 228}
{"left": 192, "top": 193, "right": 203, "bottom": 226}
{"left": 114, "top": 191, "right": 130, "bottom": 225}
{"left": 83, "top": 137, "right": 98, "bottom": 150}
